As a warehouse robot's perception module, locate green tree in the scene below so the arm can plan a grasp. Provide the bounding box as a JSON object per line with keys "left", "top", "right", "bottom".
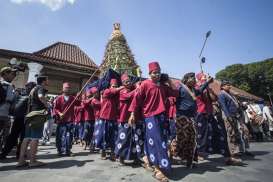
{"left": 216, "top": 58, "right": 273, "bottom": 100}
{"left": 100, "top": 23, "right": 140, "bottom": 76}
{"left": 216, "top": 64, "right": 250, "bottom": 91}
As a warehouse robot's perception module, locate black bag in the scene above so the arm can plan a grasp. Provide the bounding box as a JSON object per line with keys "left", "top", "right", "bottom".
{"left": 25, "top": 86, "right": 48, "bottom": 129}
{"left": 25, "top": 109, "right": 49, "bottom": 129}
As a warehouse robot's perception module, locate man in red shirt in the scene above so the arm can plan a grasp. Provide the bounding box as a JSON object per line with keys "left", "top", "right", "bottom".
{"left": 128, "top": 62, "right": 178, "bottom": 182}
{"left": 89, "top": 87, "right": 101, "bottom": 152}
{"left": 195, "top": 72, "right": 242, "bottom": 165}
{"left": 93, "top": 79, "right": 123, "bottom": 160}
{"left": 81, "top": 89, "right": 95, "bottom": 150}
{"left": 73, "top": 101, "right": 84, "bottom": 144}
{"left": 114, "top": 73, "right": 137, "bottom": 165}
{"left": 78, "top": 94, "right": 86, "bottom": 146}
{"left": 54, "top": 83, "right": 79, "bottom": 157}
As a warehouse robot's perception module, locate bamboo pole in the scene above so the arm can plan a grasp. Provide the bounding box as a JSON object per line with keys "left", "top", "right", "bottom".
{"left": 61, "top": 68, "right": 100, "bottom": 116}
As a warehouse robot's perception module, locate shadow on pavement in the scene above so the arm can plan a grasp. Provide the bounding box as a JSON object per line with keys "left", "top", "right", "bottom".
{"left": 240, "top": 150, "right": 271, "bottom": 161}
{"left": 38, "top": 151, "right": 91, "bottom": 160}
{"left": 43, "top": 159, "right": 94, "bottom": 169}
{"left": 168, "top": 158, "right": 248, "bottom": 181}
{"left": 250, "top": 150, "right": 270, "bottom": 156}
{"left": 0, "top": 159, "right": 94, "bottom": 171}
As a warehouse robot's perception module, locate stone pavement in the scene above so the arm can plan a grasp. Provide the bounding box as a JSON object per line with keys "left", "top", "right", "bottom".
{"left": 1, "top": 141, "right": 273, "bottom": 182}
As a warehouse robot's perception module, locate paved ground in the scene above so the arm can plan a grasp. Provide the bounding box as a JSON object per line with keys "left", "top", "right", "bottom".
{"left": 1, "top": 141, "right": 273, "bottom": 182}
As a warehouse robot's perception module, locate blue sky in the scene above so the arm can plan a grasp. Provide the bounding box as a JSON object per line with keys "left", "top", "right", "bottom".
{"left": 0, "top": 0, "right": 273, "bottom": 78}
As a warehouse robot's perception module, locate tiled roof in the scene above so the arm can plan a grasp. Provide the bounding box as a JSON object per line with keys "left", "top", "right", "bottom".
{"left": 0, "top": 42, "right": 98, "bottom": 72}
{"left": 209, "top": 80, "right": 262, "bottom": 101}
{"left": 33, "top": 42, "right": 97, "bottom": 68}
{"left": 170, "top": 78, "right": 262, "bottom": 101}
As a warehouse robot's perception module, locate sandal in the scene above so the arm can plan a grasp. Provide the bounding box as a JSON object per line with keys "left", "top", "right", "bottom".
{"left": 119, "top": 161, "right": 125, "bottom": 166}
{"left": 110, "top": 153, "right": 116, "bottom": 161}
{"left": 198, "top": 155, "right": 205, "bottom": 161}
{"left": 29, "top": 161, "right": 46, "bottom": 168}
{"left": 142, "top": 163, "right": 154, "bottom": 172}
{"left": 16, "top": 161, "right": 29, "bottom": 168}
{"left": 152, "top": 170, "right": 169, "bottom": 182}
{"left": 225, "top": 158, "right": 243, "bottom": 166}
{"left": 101, "top": 152, "right": 107, "bottom": 160}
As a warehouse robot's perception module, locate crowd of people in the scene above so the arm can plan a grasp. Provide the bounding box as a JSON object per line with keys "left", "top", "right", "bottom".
{"left": 0, "top": 61, "right": 273, "bottom": 182}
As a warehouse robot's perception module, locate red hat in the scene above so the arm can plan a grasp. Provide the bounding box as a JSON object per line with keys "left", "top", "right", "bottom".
{"left": 89, "top": 87, "right": 98, "bottom": 94}
{"left": 63, "top": 82, "right": 70, "bottom": 90}
{"left": 121, "top": 73, "right": 129, "bottom": 82}
{"left": 86, "top": 89, "right": 92, "bottom": 97}
{"left": 110, "top": 79, "right": 118, "bottom": 85}
{"left": 196, "top": 72, "right": 207, "bottom": 84}
{"left": 148, "top": 61, "right": 160, "bottom": 73}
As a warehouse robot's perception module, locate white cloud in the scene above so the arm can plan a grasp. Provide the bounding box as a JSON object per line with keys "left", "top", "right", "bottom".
{"left": 10, "top": 0, "right": 77, "bottom": 11}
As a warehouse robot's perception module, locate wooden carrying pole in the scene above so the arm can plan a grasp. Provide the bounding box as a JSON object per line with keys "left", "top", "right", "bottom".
{"left": 62, "top": 68, "right": 100, "bottom": 116}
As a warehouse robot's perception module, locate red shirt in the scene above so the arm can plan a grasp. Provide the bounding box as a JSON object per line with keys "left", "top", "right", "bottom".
{"left": 118, "top": 88, "right": 135, "bottom": 123}
{"left": 128, "top": 88, "right": 144, "bottom": 122}
{"left": 129, "top": 79, "right": 179, "bottom": 118}
{"left": 165, "top": 97, "right": 176, "bottom": 119}
{"left": 195, "top": 83, "right": 213, "bottom": 114}
{"left": 82, "top": 99, "right": 95, "bottom": 122}
{"left": 54, "top": 95, "right": 79, "bottom": 123}
{"left": 91, "top": 98, "right": 101, "bottom": 120}
{"left": 99, "top": 88, "right": 120, "bottom": 120}
{"left": 74, "top": 105, "right": 83, "bottom": 123}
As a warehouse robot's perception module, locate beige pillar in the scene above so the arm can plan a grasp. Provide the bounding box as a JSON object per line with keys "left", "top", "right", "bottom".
{"left": 27, "top": 62, "right": 43, "bottom": 83}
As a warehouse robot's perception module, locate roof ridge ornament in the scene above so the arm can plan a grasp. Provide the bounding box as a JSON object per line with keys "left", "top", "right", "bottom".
{"left": 111, "top": 23, "right": 122, "bottom": 39}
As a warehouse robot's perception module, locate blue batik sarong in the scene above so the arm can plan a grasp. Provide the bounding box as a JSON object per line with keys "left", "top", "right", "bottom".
{"left": 93, "top": 119, "right": 117, "bottom": 151}
{"left": 195, "top": 113, "right": 230, "bottom": 157}
{"left": 114, "top": 122, "right": 145, "bottom": 160}
{"left": 144, "top": 114, "right": 171, "bottom": 172}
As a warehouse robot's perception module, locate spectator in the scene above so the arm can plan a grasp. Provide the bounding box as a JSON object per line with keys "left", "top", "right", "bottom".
{"left": 263, "top": 102, "right": 273, "bottom": 138}
{"left": 17, "top": 76, "right": 49, "bottom": 167}
{"left": 0, "top": 82, "right": 36, "bottom": 159}
{"left": 0, "top": 67, "right": 17, "bottom": 151}
{"left": 42, "top": 97, "right": 54, "bottom": 145}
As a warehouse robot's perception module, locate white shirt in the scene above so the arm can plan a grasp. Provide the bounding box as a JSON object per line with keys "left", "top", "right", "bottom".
{"left": 64, "top": 96, "right": 69, "bottom": 102}
{"left": 263, "top": 106, "right": 273, "bottom": 121}
{"left": 263, "top": 106, "right": 273, "bottom": 131}
{"left": 246, "top": 104, "right": 262, "bottom": 118}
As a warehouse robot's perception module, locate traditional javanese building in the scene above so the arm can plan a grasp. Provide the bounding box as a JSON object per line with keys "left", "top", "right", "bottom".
{"left": 0, "top": 42, "right": 99, "bottom": 94}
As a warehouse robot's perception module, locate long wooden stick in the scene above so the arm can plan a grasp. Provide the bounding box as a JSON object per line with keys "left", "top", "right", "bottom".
{"left": 62, "top": 68, "right": 100, "bottom": 116}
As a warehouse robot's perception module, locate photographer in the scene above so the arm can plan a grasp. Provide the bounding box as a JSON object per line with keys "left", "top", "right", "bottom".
{"left": 0, "top": 67, "right": 17, "bottom": 151}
